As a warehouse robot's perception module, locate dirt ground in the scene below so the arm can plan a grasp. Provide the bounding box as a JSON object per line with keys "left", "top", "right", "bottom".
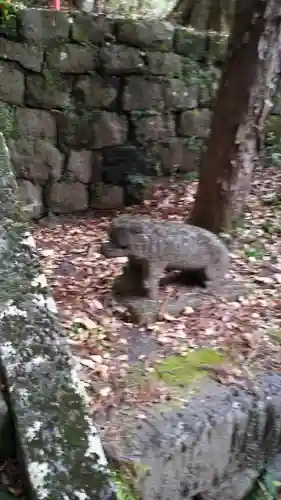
{"left": 32, "top": 167, "right": 281, "bottom": 429}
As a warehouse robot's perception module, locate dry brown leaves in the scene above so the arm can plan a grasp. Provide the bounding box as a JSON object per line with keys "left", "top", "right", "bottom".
{"left": 32, "top": 168, "right": 281, "bottom": 421}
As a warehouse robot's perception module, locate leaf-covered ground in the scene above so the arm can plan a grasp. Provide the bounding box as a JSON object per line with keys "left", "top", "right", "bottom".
{"left": 33, "top": 167, "right": 281, "bottom": 431}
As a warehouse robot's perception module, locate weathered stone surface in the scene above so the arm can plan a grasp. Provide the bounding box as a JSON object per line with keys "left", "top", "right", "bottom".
{"left": 19, "top": 8, "right": 70, "bottom": 41}
{"left": 146, "top": 51, "right": 182, "bottom": 76}
{"left": 208, "top": 32, "right": 228, "bottom": 62}
{"left": 46, "top": 43, "right": 98, "bottom": 73}
{"left": 58, "top": 111, "right": 128, "bottom": 149}
{"left": 92, "top": 151, "right": 103, "bottom": 183}
{"left": 100, "top": 44, "right": 145, "bottom": 74}
{"left": 17, "top": 179, "right": 44, "bottom": 219}
{"left": 74, "top": 74, "right": 119, "bottom": 108}
{"left": 47, "top": 181, "right": 88, "bottom": 213}
{"left": 67, "top": 149, "right": 92, "bottom": 183}
{"left": 174, "top": 27, "right": 206, "bottom": 58}
{"left": 0, "top": 38, "right": 43, "bottom": 72}
{"left": 164, "top": 79, "right": 199, "bottom": 110}
{"left": 112, "top": 373, "right": 281, "bottom": 500}
{"left": 117, "top": 20, "right": 174, "bottom": 51}
{"left": 102, "top": 216, "right": 228, "bottom": 303}
{"left": 102, "top": 145, "right": 151, "bottom": 185}
{"left": 132, "top": 113, "right": 175, "bottom": 141}
{"left": 0, "top": 132, "right": 117, "bottom": 500}
{"left": 91, "top": 183, "right": 124, "bottom": 209}
{"left": 123, "top": 77, "right": 164, "bottom": 111}
{"left": 25, "top": 74, "right": 72, "bottom": 110}
{"left": 0, "top": 63, "right": 24, "bottom": 105}
{"left": 178, "top": 108, "right": 211, "bottom": 137}
{"left": 16, "top": 108, "right": 56, "bottom": 140}
{"left": 9, "top": 138, "right": 63, "bottom": 184}
{"left": 158, "top": 139, "right": 198, "bottom": 173}
{"left": 72, "top": 13, "right": 115, "bottom": 43}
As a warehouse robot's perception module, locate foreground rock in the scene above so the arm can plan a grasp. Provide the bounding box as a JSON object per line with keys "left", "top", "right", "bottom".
{"left": 0, "top": 133, "right": 117, "bottom": 499}
{"left": 110, "top": 374, "right": 281, "bottom": 500}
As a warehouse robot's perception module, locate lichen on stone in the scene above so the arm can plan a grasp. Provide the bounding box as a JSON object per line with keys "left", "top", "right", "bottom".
{"left": 0, "top": 132, "right": 117, "bottom": 499}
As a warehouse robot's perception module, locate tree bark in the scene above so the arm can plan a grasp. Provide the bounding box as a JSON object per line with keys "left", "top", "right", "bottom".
{"left": 190, "top": 0, "right": 281, "bottom": 234}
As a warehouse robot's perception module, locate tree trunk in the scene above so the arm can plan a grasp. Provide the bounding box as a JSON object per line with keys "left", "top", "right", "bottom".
{"left": 190, "top": 0, "right": 281, "bottom": 235}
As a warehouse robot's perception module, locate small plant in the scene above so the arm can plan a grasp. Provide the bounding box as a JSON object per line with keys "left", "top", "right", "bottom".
{"left": 0, "top": 0, "right": 16, "bottom": 24}
{"left": 244, "top": 248, "right": 264, "bottom": 260}
{"left": 265, "top": 131, "right": 281, "bottom": 168}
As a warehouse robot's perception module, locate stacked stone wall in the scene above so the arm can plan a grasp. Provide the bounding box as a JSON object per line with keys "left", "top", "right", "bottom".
{"left": 0, "top": 9, "right": 280, "bottom": 217}
{"left": 0, "top": 9, "right": 227, "bottom": 216}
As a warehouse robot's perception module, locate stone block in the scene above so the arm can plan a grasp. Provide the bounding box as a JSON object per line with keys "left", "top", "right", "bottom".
{"left": 16, "top": 108, "right": 56, "bottom": 140}
{"left": 46, "top": 181, "right": 88, "bottom": 213}
{"left": 46, "top": 43, "right": 98, "bottom": 73}
{"left": 67, "top": 150, "right": 92, "bottom": 183}
{"left": 58, "top": 110, "right": 128, "bottom": 149}
{"left": 123, "top": 76, "right": 164, "bottom": 111}
{"left": 9, "top": 138, "right": 63, "bottom": 184}
{"left": 0, "top": 63, "right": 24, "bottom": 105}
{"left": 164, "top": 79, "right": 199, "bottom": 110}
{"left": 132, "top": 113, "right": 175, "bottom": 141}
{"left": 146, "top": 51, "right": 182, "bottom": 76}
{"left": 174, "top": 27, "right": 207, "bottom": 58}
{"left": 17, "top": 179, "right": 44, "bottom": 219}
{"left": 71, "top": 13, "right": 115, "bottom": 43}
{"left": 178, "top": 108, "right": 211, "bottom": 137}
{"left": 199, "top": 83, "right": 216, "bottom": 107}
{"left": 208, "top": 32, "right": 228, "bottom": 62}
{"left": 0, "top": 38, "right": 43, "bottom": 72}
{"left": 92, "top": 151, "right": 103, "bottom": 183}
{"left": 74, "top": 74, "right": 119, "bottom": 108}
{"left": 90, "top": 183, "right": 124, "bottom": 209}
{"left": 117, "top": 19, "right": 174, "bottom": 51}
{"left": 19, "top": 9, "right": 70, "bottom": 41}
{"left": 158, "top": 138, "right": 199, "bottom": 173}
{"left": 102, "top": 145, "right": 153, "bottom": 185}
{"left": 100, "top": 44, "right": 145, "bottom": 74}
{"left": 25, "top": 74, "right": 72, "bottom": 109}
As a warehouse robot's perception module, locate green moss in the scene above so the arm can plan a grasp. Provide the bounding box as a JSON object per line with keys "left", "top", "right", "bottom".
{"left": 0, "top": 102, "right": 18, "bottom": 140}
{"left": 41, "top": 69, "right": 63, "bottom": 90}
{"left": 111, "top": 470, "right": 140, "bottom": 500}
{"left": 159, "top": 42, "right": 170, "bottom": 52}
{"left": 268, "top": 328, "right": 281, "bottom": 344}
{"left": 265, "top": 115, "right": 281, "bottom": 136}
{"left": 155, "top": 348, "right": 225, "bottom": 387}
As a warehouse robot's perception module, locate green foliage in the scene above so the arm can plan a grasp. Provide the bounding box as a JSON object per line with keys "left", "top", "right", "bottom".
{"left": 0, "top": 0, "right": 16, "bottom": 25}
{"left": 268, "top": 328, "right": 281, "bottom": 344}
{"left": 100, "top": 0, "right": 173, "bottom": 18}
{"left": 244, "top": 248, "right": 264, "bottom": 260}
{"left": 246, "top": 470, "right": 280, "bottom": 500}
{"left": 0, "top": 102, "right": 17, "bottom": 140}
{"left": 265, "top": 131, "right": 281, "bottom": 168}
{"left": 112, "top": 470, "right": 139, "bottom": 500}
